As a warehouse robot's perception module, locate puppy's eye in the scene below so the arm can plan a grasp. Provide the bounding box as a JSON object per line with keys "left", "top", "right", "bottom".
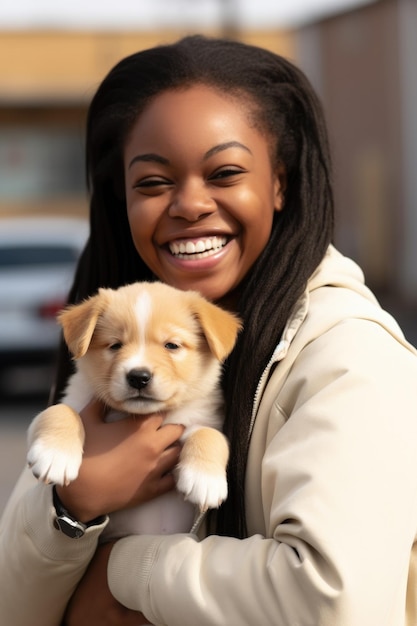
{"left": 109, "top": 342, "right": 123, "bottom": 351}
{"left": 165, "top": 342, "right": 180, "bottom": 351}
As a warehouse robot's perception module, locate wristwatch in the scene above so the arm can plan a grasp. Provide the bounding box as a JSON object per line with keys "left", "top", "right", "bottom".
{"left": 52, "top": 486, "right": 106, "bottom": 539}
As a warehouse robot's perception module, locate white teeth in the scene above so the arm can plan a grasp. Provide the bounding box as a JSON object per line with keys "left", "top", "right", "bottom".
{"left": 169, "top": 236, "right": 227, "bottom": 259}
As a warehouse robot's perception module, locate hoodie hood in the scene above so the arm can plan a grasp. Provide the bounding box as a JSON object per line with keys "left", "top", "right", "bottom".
{"left": 273, "top": 245, "right": 414, "bottom": 369}
{"left": 309, "top": 245, "right": 378, "bottom": 304}
{"left": 304, "top": 245, "right": 414, "bottom": 353}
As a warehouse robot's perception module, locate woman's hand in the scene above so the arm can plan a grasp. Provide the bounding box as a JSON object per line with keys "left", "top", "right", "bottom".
{"left": 64, "top": 541, "right": 149, "bottom": 626}
{"left": 56, "top": 399, "right": 185, "bottom": 522}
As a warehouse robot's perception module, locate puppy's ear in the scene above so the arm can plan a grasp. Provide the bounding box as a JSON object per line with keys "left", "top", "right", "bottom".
{"left": 190, "top": 295, "right": 242, "bottom": 362}
{"left": 57, "top": 289, "right": 108, "bottom": 359}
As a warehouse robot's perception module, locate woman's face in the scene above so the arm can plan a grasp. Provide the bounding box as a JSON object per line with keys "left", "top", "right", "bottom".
{"left": 123, "top": 84, "right": 285, "bottom": 304}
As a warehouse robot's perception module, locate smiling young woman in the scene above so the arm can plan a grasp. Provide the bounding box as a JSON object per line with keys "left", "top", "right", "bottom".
{"left": 1, "top": 35, "right": 417, "bottom": 626}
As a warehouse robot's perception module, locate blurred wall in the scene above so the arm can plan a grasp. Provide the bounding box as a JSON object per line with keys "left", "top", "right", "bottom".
{"left": 297, "top": 0, "right": 417, "bottom": 304}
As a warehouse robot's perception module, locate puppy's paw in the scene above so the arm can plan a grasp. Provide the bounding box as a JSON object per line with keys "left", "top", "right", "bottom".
{"left": 176, "top": 464, "right": 228, "bottom": 511}
{"left": 175, "top": 427, "right": 229, "bottom": 511}
{"left": 27, "top": 404, "right": 85, "bottom": 486}
{"left": 27, "top": 440, "right": 83, "bottom": 486}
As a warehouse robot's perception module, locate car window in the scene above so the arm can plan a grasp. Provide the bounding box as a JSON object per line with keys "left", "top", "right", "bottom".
{"left": 0, "top": 245, "right": 78, "bottom": 268}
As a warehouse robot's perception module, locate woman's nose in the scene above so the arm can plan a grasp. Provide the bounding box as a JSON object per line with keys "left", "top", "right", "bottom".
{"left": 168, "top": 181, "right": 216, "bottom": 221}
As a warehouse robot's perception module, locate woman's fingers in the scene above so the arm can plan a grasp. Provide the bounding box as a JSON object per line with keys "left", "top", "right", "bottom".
{"left": 80, "top": 399, "right": 185, "bottom": 452}
{"left": 57, "top": 401, "right": 186, "bottom": 520}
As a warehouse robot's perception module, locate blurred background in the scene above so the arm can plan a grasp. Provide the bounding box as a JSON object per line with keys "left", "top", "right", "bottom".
{"left": 1, "top": 0, "right": 416, "bottom": 512}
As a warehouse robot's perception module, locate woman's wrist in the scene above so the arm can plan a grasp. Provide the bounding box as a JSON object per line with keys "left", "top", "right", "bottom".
{"left": 54, "top": 484, "right": 107, "bottom": 524}
{"left": 53, "top": 486, "right": 107, "bottom": 527}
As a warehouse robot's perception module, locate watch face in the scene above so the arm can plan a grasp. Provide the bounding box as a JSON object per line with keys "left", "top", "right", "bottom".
{"left": 54, "top": 515, "right": 86, "bottom": 539}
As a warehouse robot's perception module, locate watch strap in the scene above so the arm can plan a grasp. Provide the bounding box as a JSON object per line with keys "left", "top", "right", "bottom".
{"left": 52, "top": 486, "right": 106, "bottom": 538}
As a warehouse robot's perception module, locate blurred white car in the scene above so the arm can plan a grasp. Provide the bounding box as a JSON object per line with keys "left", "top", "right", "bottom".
{"left": 0, "top": 216, "right": 89, "bottom": 394}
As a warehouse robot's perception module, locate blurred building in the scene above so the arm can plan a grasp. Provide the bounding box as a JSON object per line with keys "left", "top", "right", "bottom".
{"left": 297, "top": 0, "right": 417, "bottom": 304}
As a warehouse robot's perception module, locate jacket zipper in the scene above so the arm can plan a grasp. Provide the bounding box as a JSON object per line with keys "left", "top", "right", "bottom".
{"left": 248, "top": 340, "right": 288, "bottom": 441}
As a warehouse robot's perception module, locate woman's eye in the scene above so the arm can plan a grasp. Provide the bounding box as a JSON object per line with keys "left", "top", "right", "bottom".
{"left": 165, "top": 342, "right": 180, "bottom": 351}
{"left": 209, "top": 168, "right": 245, "bottom": 182}
{"left": 136, "top": 178, "right": 165, "bottom": 187}
{"left": 109, "top": 342, "right": 123, "bottom": 351}
{"left": 134, "top": 177, "right": 171, "bottom": 192}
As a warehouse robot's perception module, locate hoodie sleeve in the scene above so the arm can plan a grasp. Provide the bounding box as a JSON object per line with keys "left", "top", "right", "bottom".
{"left": 108, "top": 320, "right": 417, "bottom": 626}
{"left": 0, "top": 468, "right": 107, "bottom": 626}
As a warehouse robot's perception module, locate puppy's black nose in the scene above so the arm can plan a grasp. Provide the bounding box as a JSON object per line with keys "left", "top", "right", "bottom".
{"left": 127, "top": 368, "right": 152, "bottom": 390}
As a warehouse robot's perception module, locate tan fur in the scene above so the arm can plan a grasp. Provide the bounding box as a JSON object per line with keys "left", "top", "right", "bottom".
{"left": 179, "top": 427, "right": 230, "bottom": 473}
{"left": 187, "top": 292, "right": 241, "bottom": 361}
{"left": 175, "top": 427, "right": 231, "bottom": 511}
{"left": 27, "top": 281, "right": 242, "bottom": 519}
{"left": 27, "top": 405, "right": 85, "bottom": 486}
{"left": 28, "top": 404, "right": 84, "bottom": 449}
{"left": 57, "top": 291, "right": 109, "bottom": 359}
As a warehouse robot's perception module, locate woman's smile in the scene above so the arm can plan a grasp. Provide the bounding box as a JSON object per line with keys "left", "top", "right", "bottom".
{"left": 123, "top": 84, "right": 285, "bottom": 302}
{"left": 160, "top": 234, "right": 234, "bottom": 276}
{"left": 168, "top": 235, "right": 228, "bottom": 259}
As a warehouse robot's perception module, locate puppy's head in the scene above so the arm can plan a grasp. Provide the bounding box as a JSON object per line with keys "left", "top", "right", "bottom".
{"left": 58, "top": 282, "right": 242, "bottom": 414}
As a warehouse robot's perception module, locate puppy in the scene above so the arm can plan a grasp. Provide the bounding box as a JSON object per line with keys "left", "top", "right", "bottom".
{"left": 27, "top": 281, "right": 241, "bottom": 536}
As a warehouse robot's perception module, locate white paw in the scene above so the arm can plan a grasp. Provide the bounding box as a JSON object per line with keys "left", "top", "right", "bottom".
{"left": 175, "top": 464, "right": 228, "bottom": 512}
{"left": 27, "top": 439, "right": 82, "bottom": 486}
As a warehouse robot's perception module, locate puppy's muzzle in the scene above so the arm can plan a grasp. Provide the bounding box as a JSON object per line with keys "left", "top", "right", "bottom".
{"left": 127, "top": 368, "right": 152, "bottom": 390}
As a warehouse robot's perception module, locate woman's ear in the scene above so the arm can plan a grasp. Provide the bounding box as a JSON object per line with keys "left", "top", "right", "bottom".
{"left": 273, "top": 161, "right": 287, "bottom": 213}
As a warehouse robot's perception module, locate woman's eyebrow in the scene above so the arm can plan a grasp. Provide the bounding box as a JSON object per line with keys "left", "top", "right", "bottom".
{"left": 204, "top": 141, "right": 252, "bottom": 160}
{"left": 128, "top": 141, "right": 252, "bottom": 169}
{"left": 128, "top": 153, "right": 169, "bottom": 169}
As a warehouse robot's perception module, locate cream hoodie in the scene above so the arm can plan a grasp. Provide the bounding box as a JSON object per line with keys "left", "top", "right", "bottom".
{"left": 1, "top": 246, "right": 417, "bottom": 626}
